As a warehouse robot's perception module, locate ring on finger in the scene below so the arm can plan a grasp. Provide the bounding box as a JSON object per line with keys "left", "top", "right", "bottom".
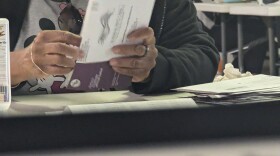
{"left": 142, "top": 45, "right": 150, "bottom": 57}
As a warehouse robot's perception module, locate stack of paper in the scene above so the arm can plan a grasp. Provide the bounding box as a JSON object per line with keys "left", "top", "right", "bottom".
{"left": 176, "top": 75, "right": 280, "bottom": 105}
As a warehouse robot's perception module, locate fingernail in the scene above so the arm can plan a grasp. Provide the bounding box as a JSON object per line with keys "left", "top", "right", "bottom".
{"left": 110, "top": 59, "right": 117, "bottom": 66}
{"left": 112, "top": 47, "right": 120, "bottom": 53}
{"left": 66, "top": 55, "right": 74, "bottom": 59}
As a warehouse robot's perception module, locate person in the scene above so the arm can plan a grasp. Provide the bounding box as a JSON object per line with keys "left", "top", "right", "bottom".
{"left": 205, "top": 14, "right": 267, "bottom": 74}
{"left": 0, "top": 0, "right": 219, "bottom": 95}
{"left": 195, "top": 0, "right": 268, "bottom": 74}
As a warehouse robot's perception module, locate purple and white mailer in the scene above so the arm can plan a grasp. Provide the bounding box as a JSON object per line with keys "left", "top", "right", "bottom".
{"left": 67, "top": 62, "right": 131, "bottom": 92}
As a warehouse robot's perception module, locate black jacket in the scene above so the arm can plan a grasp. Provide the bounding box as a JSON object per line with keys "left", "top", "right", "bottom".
{"left": 0, "top": 0, "right": 219, "bottom": 94}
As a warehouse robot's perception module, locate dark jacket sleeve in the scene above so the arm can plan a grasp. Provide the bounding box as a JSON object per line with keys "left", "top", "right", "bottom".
{"left": 132, "top": 0, "right": 219, "bottom": 94}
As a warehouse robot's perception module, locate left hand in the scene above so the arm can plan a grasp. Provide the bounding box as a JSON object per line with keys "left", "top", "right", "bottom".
{"left": 109, "top": 27, "right": 158, "bottom": 82}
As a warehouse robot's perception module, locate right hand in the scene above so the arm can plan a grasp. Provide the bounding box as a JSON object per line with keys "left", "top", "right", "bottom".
{"left": 23, "top": 30, "right": 83, "bottom": 79}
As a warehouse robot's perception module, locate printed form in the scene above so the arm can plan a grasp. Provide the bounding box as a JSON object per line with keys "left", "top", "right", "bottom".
{"left": 176, "top": 75, "right": 280, "bottom": 95}
{"left": 79, "top": 0, "right": 156, "bottom": 63}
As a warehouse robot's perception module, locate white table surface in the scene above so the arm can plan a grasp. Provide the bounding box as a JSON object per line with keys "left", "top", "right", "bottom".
{"left": 195, "top": 2, "right": 280, "bottom": 16}
{"left": 194, "top": 2, "right": 244, "bottom": 13}
{"left": 6, "top": 91, "right": 195, "bottom": 117}
{"left": 230, "top": 2, "right": 280, "bottom": 16}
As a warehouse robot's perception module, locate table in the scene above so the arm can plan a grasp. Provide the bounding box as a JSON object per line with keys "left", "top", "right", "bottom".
{"left": 194, "top": 3, "right": 241, "bottom": 70}
{"left": 1, "top": 87, "right": 280, "bottom": 153}
{"left": 6, "top": 91, "right": 198, "bottom": 117}
{"left": 1, "top": 99, "right": 280, "bottom": 153}
{"left": 230, "top": 3, "right": 280, "bottom": 75}
{"left": 8, "top": 137, "right": 280, "bottom": 155}
{"left": 195, "top": 2, "right": 280, "bottom": 75}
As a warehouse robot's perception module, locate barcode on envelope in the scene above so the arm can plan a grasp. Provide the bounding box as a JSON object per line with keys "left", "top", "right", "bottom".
{"left": 0, "top": 85, "right": 8, "bottom": 103}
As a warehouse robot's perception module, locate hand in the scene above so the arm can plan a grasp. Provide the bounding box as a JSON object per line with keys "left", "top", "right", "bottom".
{"left": 109, "top": 27, "right": 158, "bottom": 82}
{"left": 13, "top": 30, "right": 83, "bottom": 83}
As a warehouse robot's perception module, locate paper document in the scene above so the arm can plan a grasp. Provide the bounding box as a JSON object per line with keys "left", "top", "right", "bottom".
{"left": 176, "top": 75, "right": 280, "bottom": 95}
{"left": 79, "top": 0, "right": 156, "bottom": 63}
{"left": 0, "top": 18, "right": 11, "bottom": 111}
{"left": 64, "top": 98, "right": 197, "bottom": 114}
{"left": 176, "top": 75, "right": 280, "bottom": 105}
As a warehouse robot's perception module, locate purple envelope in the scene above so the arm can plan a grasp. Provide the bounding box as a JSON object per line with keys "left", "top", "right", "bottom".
{"left": 67, "top": 62, "right": 132, "bottom": 92}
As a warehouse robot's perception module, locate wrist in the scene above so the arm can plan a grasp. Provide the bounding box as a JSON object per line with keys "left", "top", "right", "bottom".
{"left": 10, "top": 48, "right": 32, "bottom": 86}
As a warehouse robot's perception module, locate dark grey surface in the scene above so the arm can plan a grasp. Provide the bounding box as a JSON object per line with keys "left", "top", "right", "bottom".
{"left": 1, "top": 100, "right": 280, "bottom": 153}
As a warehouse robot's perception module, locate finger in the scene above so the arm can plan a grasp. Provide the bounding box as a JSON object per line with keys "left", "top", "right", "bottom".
{"left": 41, "top": 65, "right": 73, "bottom": 75}
{"left": 44, "top": 43, "right": 84, "bottom": 59}
{"left": 113, "top": 67, "right": 149, "bottom": 80}
{"left": 127, "top": 27, "right": 156, "bottom": 45}
{"left": 132, "top": 77, "right": 148, "bottom": 83}
{"left": 144, "top": 36, "right": 156, "bottom": 45}
{"left": 44, "top": 54, "right": 76, "bottom": 68}
{"left": 35, "top": 30, "right": 82, "bottom": 46}
{"left": 110, "top": 57, "right": 156, "bottom": 69}
{"left": 112, "top": 44, "right": 146, "bottom": 57}
{"left": 112, "top": 44, "right": 158, "bottom": 57}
